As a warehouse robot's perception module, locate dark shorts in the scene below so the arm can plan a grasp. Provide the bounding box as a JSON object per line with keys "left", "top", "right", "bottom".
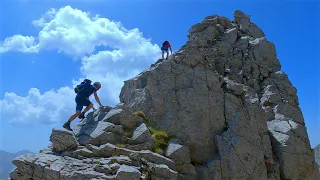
{"left": 75, "top": 94, "right": 91, "bottom": 111}
{"left": 161, "top": 46, "right": 168, "bottom": 51}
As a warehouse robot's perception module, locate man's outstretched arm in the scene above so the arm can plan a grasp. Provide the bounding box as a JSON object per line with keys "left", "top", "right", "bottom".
{"left": 93, "top": 91, "right": 103, "bottom": 107}
{"left": 169, "top": 46, "right": 173, "bottom": 54}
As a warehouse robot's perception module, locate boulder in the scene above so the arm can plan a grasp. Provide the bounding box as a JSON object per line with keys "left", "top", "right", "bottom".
{"left": 49, "top": 129, "right": 79, "bottom": 152}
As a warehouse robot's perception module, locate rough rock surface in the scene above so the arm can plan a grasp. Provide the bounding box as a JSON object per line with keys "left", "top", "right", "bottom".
{"left": 315, "top": 144, "right": 320, "bottom": 172}
{"left": 11, "top": 10, "right": 319, "bottom": 180}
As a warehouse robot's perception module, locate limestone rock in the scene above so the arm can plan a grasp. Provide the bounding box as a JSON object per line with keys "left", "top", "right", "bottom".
{"left": 128, "top": 123, "right": 153, "bottom": 144}
{"left": 148, "top": 163, "right": 178, "bottom": 180}
{"left": 176, "top": 163, "right": 197, "bottom": 180}
{"left": 125, "top": 141, "right": 153, "bottom": 151}
{"left": 102, "top": 107, "right": 145, "bottom": 129}
{"left": 115, "top": 165, "right": 141, "bottom": 180}
{"left": 165, "top": 139, "right": 191, "bottom": 163}
{"left": 131, "top": 150, "right": 175, "bottom": 170}
{"left": 94, "top": 164, "right": 113, "bottom": 174}
{"left": 74, "top": 119, "right": 124, "bottom": 146}
{"left": 268, "top": 119, "right": 319, "bottom": 179}
{"left": 49, "top": 129, "right": 79, "bottom": 152}
{"left": 61, "top": 146, "right": 94, "bottom": 159}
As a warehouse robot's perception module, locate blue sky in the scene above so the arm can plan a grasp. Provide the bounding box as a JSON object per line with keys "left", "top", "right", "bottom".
{"left": 0, "top": 0, "right": 319, "bottom": 153}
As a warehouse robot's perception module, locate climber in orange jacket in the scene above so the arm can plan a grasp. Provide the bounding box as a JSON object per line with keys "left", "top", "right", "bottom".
{"left": 161, "top": 40, "right": 172, "bottom": 60}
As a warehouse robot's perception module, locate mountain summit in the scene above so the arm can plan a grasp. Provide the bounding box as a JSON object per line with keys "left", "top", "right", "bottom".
{"left": 10, "top": 10, "right": 320, "bottom": 180}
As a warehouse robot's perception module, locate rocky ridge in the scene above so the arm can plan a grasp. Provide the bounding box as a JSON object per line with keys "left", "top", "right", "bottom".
{"left": 10, "top": 10, "right": 320, "bottom": 180}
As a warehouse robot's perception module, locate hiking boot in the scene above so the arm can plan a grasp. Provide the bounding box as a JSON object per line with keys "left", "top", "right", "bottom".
{"left": 63, "top": 121, "right": 72, "bottom": 131}
{"left": 78, "top": 112, "right": 85, "bottom": 119}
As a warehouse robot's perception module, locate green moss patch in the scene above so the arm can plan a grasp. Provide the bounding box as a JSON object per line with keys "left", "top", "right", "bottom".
{"left": 123, "top": 128, "right": 133, "bottom": 138}
{"left": 116, "top": 144, "right": 127, "bottom": 148}
{"left": 132, "top": 110, "right": 170, "bottom": 155}
{"left": 132, "top": 111, "right": 149, "bottom": 124}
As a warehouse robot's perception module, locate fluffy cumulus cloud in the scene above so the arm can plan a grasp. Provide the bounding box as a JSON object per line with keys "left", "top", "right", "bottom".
{"left": 0, "top": 87, "right": 74, "bottom": 125}
{"left": 0, "top": 6, "right": 160, "bottom": 125}
{"left": 0, "top": 35, "right": 39, "bottom": 53}
{"left": 1, "top": 6, "right": 159, "bottom": 57}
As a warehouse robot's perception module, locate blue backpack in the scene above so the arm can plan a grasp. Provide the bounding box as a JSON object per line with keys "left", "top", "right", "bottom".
{"left": 162, "top": 41, "right": 169, "bottom": 46}
{"left": 74, "top": 79, "right": 92, "bottom": 94}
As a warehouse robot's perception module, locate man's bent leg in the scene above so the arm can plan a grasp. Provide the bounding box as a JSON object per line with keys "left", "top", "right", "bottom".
{"left": 63, "top": 102, "right": 83, "bottom": 130}
{"left": 68, "top": 110, "right": 82, "bottom": 123}
{"left": 63, "top": 111, "right": 81, "bottom": 131}
{"left": 79, "top": 99, "right": 93, "bottom": 119}
{"left": 162, "top": 50, "right": 164, "bottom": 59}
{"left": 83, "top": 103, "right": 93, "bottom": 114}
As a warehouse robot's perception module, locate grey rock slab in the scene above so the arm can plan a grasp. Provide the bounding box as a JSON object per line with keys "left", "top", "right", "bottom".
{"left": 125, "top": 141, "right": 153, "bottom": 151}
{"left": 148, "top": 163, "right": 178, "bottom": 180}
{"left": 131, "top": 150, "right": 175, "bottom": 170}
{"left": 11, "top": 153, "right": 103, "bottom": 180}
{"left": 165, "top": 139, "right": 191, "bottom": 163}
{"left": 129, "top": 123, "right": 153, "bottom": 144}
{"left": 268, "top": 118, "right": 320, "bottom": 179}
{"left": 110, "top": 155, "right": 140, "bottom": 167}
{"left": 102, "top": 108, "right": 145, "bottom": 129}
{"left": 176, "top": 162, "right": 196, "bottom": 176}
{"left": 61, "top": 147, "right": 94, "bottom": 159}
{"left": 75, "top": 120, "right": 124, "bottom": 146}
{"left": 115, "top": 165, "right": 141, "bottom": 180}
{"left": 114, "top": 146, "right": 137, "bottom": 157}
{"left": 102, "top": 108, "right": 124, "bottom": 125}
{"left": 96, "top": 143, "right": 117, "bottom": 157}
{"left": 94, "top": 164, "right": 114, "bottom": 174}
{"left": 88, "top": 143, "right": 139, "bottom": 158}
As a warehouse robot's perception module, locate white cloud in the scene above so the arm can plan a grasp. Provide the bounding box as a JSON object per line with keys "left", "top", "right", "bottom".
{"left": 0, "top": 35, "right": 39, "bottom": 53}
{"left": 0, "top": 87, "right": 74, "bottom": 125}
{"left": 0, "top": 6, "right": 161, "bottom": 125}
{"left": 1, "top": 6, "right": 160, "bottom": 57}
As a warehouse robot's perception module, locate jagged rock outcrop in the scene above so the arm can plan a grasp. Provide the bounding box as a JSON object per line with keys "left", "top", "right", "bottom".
{"left": 11, "top": 10, "right": 319, "bottom": 180}
{"left": 119, "top": 10, "right": 319, "bottom": 179}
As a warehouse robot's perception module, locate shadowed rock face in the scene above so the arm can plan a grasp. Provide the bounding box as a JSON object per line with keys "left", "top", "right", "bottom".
{"left": 10, "top": 10, "right": 319, "bottom": 180}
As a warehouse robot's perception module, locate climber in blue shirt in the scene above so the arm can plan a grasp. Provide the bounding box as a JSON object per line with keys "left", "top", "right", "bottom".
{"left": 63, "top": 79, "right": 103, "bottom": 131}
